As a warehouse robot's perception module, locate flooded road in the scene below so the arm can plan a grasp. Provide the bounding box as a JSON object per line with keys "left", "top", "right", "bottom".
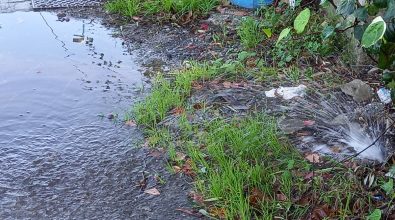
{"left": 0, "top": 11, "right": 193, "bottom": 219}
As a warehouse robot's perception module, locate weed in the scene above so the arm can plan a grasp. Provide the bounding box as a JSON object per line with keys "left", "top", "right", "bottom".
{"left": 105, "top": 0, "right": 140, "bottom": 17}
{"left": 133, "top": 63, "right": 218, "bottom": 127}
{"left": 284, "top": 65, "right": 301, "bottom": 82}
{"left": 237, "top": 17, "right": 264, "bottom": 49}
{"left": 105, "top": 0, "right": 219, "bottom": 19}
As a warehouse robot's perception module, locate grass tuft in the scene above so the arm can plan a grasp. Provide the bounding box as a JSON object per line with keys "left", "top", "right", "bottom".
{"left": 105, "top": 0, "right": 219, "bottom": 19}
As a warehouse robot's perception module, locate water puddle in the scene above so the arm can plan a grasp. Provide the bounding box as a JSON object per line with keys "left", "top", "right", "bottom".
{"left": 0, "top": 11, "right": 148, "bottom": 218}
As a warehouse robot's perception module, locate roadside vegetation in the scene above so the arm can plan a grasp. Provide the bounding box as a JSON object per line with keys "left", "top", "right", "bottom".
{"left": 110, "top": 0, "right": 395, "bottom": 218}
{"left": 105, "top": 0, "right": 220, "bottom": 19}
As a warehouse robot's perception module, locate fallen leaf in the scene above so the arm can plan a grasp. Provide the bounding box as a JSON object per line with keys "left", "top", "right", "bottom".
{"left": 223, "top": 81, "right": 232, "bottom": 88}
{"left": 171, "top": 106, "right": 185, "bottom": 115}
{"left": 132, "top": 16, "right": 141, "bottom": 21}
{"left": 309, "top": 204, "right": 334, "bottom": 219}
{"left": 193, "top": 103, "right": 203, "bottom": 110}
{"left": 276, "top": 193, "right": 287, "bottom": 201}
{"left": 330, "top": 146, "right": 341, "bottom": 153}
{"left": 304, "top": 172, "right": 314, "bottom": 180}
{"left": 189, "top": 191, "right": 204, "bottom": 205}
{"left": 200, "top": 23, "right": 209, "bottom": 31}
{"left": 209, "top": 207, "right": 226, "bottom": 219}
{"left": 248, "top": 188, "right": 265, "bottom": 207}
{"left": 173, "top": 166, "right": 182, "bottom": 173}
{"left": 125, "top": 120, "right": 136, "bottom": 127}
{"left": 305, "top": 153, "right": 321, "bottom": 163}
{"left": 182, "top": 159, "right": 196, "bottom": 177}
{"left": 144, "top": 188, "right": 160, "bottom": 195}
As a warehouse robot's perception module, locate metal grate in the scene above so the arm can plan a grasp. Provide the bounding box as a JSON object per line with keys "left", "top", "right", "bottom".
{"left": 31, "top": 0, "right": 102, "bottom": 9}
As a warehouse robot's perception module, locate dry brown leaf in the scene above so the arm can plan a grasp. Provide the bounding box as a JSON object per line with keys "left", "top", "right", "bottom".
{"left": 276, "top": 193, "right": 287, "bottom": 201}
{"left": 209, "top": 207, "right": 226, "bottom": 219}
{"left": 305, "top": 153, "right": 321, "bottom": 163}
{"left": 144, "top": 188, "right": 160, "bottom": 195}
{"left": 173, "top": 166, "right": 182, "bottom": 173}
{"left": 330, "top": 146, "right": 342, "bottom": 153}
{"left": 193, "top": 103, "right": 203, "bottom": 110}
{"left": 132, "top": 16, "right": 141, "bottom": 21}
{"left": 189, "top": 191, "right": 204, "bottom": 205}
{"left": 248, "top": 188, "right": 265, "bottom": 207}
{"left": 171, "top": 106, "right": 185, "bottom": 115}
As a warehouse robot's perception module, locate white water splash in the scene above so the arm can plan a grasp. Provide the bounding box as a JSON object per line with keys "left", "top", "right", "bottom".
{"left": 289, "top": 92, "right": 390, "bottom": 162}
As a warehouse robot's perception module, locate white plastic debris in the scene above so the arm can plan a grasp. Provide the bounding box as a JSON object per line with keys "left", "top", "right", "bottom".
{"left": 377, "top": 88, "right": 392, "bottom": 104}
{"left": 265, "top": 85, "right": 307, "bottom": 100}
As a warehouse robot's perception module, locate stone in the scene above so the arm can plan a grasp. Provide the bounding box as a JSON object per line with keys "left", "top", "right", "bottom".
{"left": 340, "top": 79, "right": 374, "bottom": 102}
{"left": 367, "top": 67, "right": 380, "bottom": 75}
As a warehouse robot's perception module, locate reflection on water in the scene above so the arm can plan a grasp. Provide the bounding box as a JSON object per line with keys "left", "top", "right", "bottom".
{"left": 0, "top": 11, "right": 145, "bottom": 219}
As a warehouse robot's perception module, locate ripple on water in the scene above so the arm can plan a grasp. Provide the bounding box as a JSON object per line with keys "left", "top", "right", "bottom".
{"left": 0, "top": 11, "right": 148, "bottom": 219}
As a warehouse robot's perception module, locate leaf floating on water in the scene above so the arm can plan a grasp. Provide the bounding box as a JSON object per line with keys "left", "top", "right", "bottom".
{"left": 144, "top": 188, "right": 160, "bottom": 196}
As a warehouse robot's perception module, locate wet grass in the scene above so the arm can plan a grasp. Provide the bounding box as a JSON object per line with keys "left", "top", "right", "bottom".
{"left": 133, "top": 63, "right": 218, "bottom": 128}
{"left": 131, "top": 62, "right": 394, "bottom": 218}
{"left": 105, "top": 0, "right": 219, "bottom": 18}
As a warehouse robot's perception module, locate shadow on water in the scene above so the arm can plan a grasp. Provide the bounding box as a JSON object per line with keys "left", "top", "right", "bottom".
{"left": 0, "top": 11, "right": 175, "bottom": 219}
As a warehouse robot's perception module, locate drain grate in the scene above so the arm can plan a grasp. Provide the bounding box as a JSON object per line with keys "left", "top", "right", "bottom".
{"left": 31, "top": 0, "right": 102, "bottom": 9}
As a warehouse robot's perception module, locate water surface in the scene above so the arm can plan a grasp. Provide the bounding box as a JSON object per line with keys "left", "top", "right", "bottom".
{"left": 0, "top": 11, "right": 147, "bottom": 219}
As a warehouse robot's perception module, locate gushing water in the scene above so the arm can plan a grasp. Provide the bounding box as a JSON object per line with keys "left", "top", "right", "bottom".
{"left": 288, "top": 92, "right": 392, "bottom": 162}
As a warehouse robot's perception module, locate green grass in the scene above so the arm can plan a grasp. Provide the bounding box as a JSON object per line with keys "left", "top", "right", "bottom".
{"left": 132, "top": 60, "right": 389, "bottom": 218}
{"left": 105, "top": 0, "right": 219, "bottom": 18}
{"left": 237, "top": 17, "right": 264, "bottom": 49}
{"left": 133, "top": 63, "right": 218, "bottom": 127}
{"left": 188, "top": 116, "right": 310, "bottom": 219}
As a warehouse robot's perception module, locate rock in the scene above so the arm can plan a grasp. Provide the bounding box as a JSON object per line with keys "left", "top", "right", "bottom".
{"left": 340, "top": 79, "right": 373, "bottom": 102}
{"left": 278, "top": 118, "right": 305, "bottom": 134}
{"left": 367, "top": 67, "right": 380, "bottom": 75}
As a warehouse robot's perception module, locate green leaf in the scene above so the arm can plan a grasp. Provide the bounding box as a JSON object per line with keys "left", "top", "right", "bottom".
{"left": 373, "top": 0, "right": 387, "bottom": 8}
{"left": 337, "top": 0, "right": 356, "bottom": 16}
{"left": 385, "top": 20, "right": 395, "bottom": 42}
{"left": 384, "top": 0, "right": 395, "bottom": 21}
{"left": 294, "top": 8, "right": 311, "bottom": 34}
{"left": 322, "top": 25, "right": 335, "bottom": 39}
{"left": 381, "top": 179, "right": 394, "bottom": 195}
{"left": 354, "top": 7, "right": 368, "bottom": 21}
{"left": 320, "top": 0, "right": 327, "bottom": 4}
{"left": 378, "top": 42, "right": 395, "bottom": 69}
{"left": 263, "top": 28, "right": 272, "bottom": 38}
{"left": 367, "top": 4, "right": 379, "bottom": 16}
{"left": 276, "top": 27, "right": 291, "bottom": 46}
{"left": 354, "top": 24, "right": 368, "bottom": 41}
{"left": 362, "top": 16, "right": 387, "bottom": 48}
{"left": 367, "top": 209, "right": 381, "bottom": 220}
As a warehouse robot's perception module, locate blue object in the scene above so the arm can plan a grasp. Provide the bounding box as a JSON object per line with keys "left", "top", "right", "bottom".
{"left": 230, "top": 0, "right": 273, "bottom": 8}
